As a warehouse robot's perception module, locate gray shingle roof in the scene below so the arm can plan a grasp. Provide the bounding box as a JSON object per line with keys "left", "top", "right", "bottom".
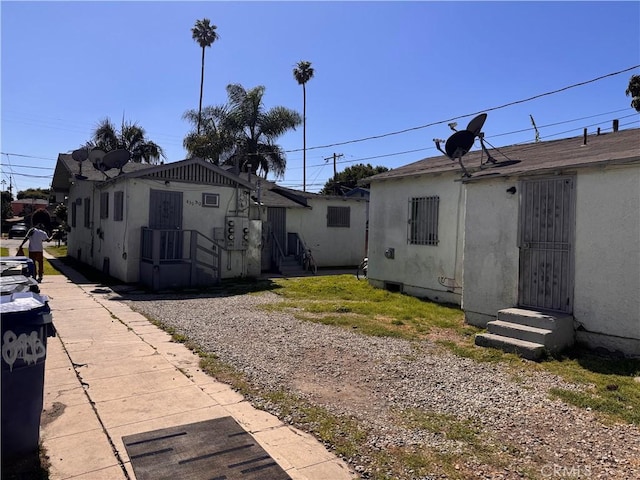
{"left": 366, "top": 128, "right": 640, "bottom": 183}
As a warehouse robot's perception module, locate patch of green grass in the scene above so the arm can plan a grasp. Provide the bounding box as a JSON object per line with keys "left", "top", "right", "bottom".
{"left": 541, "top": 349, "right": 640, "bottom": 424}
{"left": 267, "top": 275, "right": 465, "bottom": 340}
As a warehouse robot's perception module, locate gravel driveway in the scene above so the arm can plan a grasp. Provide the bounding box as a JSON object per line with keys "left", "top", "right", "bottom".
{"left": 119, "top": 290, "right": 640, "bottom": 479}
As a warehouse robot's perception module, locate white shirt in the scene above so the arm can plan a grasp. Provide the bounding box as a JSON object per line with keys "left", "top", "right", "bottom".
{"left": 27, "top": 228, "right": 49, "bottom": 252}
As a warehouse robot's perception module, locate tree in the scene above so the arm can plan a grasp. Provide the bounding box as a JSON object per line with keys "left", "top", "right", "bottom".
{"left": 182, "top": 84, "right": 301, "bottom": 178}
{"left": 320, "top": 163, "right": 389, "bottom": 195}
{"left": 191, "top": 18, "right": 219, "bottom": 135}
{"left": 183, "top": 105, "right": 233, "bottom": 164}
{"left": 1, "top": 190, "right": 13, "bottom": 219}
{"left": 17, "top": 188, "right": 49, "bottom": 200}
{"left": 224, "top": 84, "right": 302, "bottom": 179}
{"left": 86, "top": 117, "right": 165, "bottom": 164}
{"left": 625, "top": 74, "right": 640, "bottom": 112}
{"left": 293, "top": 60, "right": 314, "bottom": 191}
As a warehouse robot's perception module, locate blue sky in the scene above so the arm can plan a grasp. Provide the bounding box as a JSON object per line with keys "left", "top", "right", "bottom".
{"left": 2, "top": 1, "right": 639, "bottom": 195}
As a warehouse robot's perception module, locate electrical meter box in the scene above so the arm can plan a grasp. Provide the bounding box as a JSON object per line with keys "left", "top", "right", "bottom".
{"left": 222, "top": 216, "right": 249, "bottom": 251}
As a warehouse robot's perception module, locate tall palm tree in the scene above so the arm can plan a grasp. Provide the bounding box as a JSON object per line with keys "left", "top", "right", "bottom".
{"left": 191, "top": 18, "right": 219, "bottom": 135}
{"left": 222, "top": 84, "right": 301, "bottom": 179}
{"left": 87, "top": 117, "right": 165, "bottom": 164}
{"left": 293, "top": 60, "right": 314, "bottom": 191}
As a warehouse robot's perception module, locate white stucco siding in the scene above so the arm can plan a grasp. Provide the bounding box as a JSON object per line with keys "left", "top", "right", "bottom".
{"left": 368, "top": 174, "right": 464, "bottom": 303}
{"left": 462, "top": 178, "right": 520, "bottom": 325}
{"left": 286, "top": 198, "right": 367, "bottom": 267}
{"left": 66, "top": 180, "right": 95, "bottom": 267}
{"left": 573, "top": 165, "right": 640, "bottom": 342}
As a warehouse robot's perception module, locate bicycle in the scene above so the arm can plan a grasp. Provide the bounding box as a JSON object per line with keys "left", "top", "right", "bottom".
{"left": 302, "top": 249, "right": 318, "bottom": 275}
{"left": 356, "top": 256, "right": 368, "bottom": 280}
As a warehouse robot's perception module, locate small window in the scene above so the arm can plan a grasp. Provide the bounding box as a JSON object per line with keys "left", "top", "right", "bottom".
{"left": 327, "top": 206, "right": 350, "bottom": 227}
{"left": 100, "top": 192, "right": 109, "bottom": 219}
{"left": 114, "top": 191, "right": 124, "bottom": 221}
{"left": 409, "top": 196, "right": 439, "bottom": 245}
{"left": 84, "top": 198, "right": 91, "bottom": 228}
{"left": 202, "top": 193, "right": 220, "bottom": 208}
{"left": 71, "top": 202, "right": 77, "bottom": 228}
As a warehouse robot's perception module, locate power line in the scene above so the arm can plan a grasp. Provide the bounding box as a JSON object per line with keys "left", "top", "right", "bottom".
{"left": 285, "top": 65, "right": 640, "bottom": 153}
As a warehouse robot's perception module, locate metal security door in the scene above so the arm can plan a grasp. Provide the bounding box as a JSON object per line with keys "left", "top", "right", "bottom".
{"left": 518, "top": 177, "right": 574, "bottom": 313}
{"left": 267, "top": 207, "right": 286, "bottom": 254}
{"left": 149, "top": 190, "right": 183, "bottom": 259}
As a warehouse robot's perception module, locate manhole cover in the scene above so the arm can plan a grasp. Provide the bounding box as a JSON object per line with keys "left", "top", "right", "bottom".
{"left": 123, "top": 416, "right": 291, "bottom": 480}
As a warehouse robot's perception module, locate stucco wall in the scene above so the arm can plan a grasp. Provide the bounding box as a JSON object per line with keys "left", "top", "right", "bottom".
{"left": 573, "top": 165, "right": 640, "bottom": 347}
{"left": 67, "top": 178, "right": 258, "bottom": 283}
{"left": 368, "top": 174, "right": 464, "bottom": 304}
{"left": 286, "top": 197, "right": 367, "bottom": 267}
{"left": 461, "top": 177, "right": 521, "bottom": 326}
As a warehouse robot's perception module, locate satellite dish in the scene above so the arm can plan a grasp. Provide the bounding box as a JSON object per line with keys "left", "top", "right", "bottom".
{"left": 466, "top": 113, "right": 487, "bottom": 136}
{"left": 89, "top": 148, "right": 105, "bottom": 165}
{"left": 72, "top": 148, "right": 88, "bottom": 162}
{"left": 102, "top": 149, "right": 131, "bottom": 174}
{"left": 71, "top": 148, "right": 89, "bottom": 179}
{"left": 444, "top": 130, "right": 475, "bottom": 159}
{"left": 89, "top": 149, "right": 113, "bottom": 174}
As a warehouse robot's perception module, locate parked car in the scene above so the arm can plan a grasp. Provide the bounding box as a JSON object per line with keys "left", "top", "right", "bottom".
{"left": 8, "top": 223, "right": 28, "bottom": 239}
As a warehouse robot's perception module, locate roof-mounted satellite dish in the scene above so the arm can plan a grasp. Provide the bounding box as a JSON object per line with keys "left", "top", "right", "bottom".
{"left": 72, "top": 148, "right": 88, "bottom": 162}
{"left": 71, "top": 148, "right": 89, "bottom": 180}
{"left": 444, "top": 130, "right": 475, "bottom": 159}
{"left": 466, "top": 113, "right": 487, "bottom": 136}
{"left": 102, "top": 149, "right": 131, "bottom": 175}
{"left": 89, "top": 148, "right": 112, "bottom": 175}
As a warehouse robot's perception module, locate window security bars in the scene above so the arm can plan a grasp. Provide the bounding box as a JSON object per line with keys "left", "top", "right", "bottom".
{"left": 409, "top": 196, "right": 439, "bottom": 245}
{"left": 327, "top": 206, "right": 350, "bottom": 227}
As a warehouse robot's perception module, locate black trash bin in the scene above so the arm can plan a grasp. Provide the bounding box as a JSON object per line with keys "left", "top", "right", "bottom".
{"left": 1, "top": 291, "right": 55, "bottom": 460}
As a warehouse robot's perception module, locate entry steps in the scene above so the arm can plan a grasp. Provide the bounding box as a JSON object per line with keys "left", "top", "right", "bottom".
{"left": 278, "top": 255, "right": 311, "bottom": 277}
{"left": 475, "top": 308, "right": 575, "bottom": 361}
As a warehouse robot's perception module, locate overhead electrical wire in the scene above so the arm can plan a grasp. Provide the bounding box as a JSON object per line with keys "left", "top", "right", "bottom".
{"left": 283, "top": 65, "right": 640, "bottom": 153}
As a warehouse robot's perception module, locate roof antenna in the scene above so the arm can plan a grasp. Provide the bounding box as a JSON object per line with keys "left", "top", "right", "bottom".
{"left": 530, "top": 114, "right": 540, "bottom": 142}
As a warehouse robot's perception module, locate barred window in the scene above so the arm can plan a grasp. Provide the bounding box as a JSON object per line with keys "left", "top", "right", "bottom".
{"left": 327, "top": 206, "right": 350, "bottom": 227}
{"left": 114, "top": 191, "right": 124, "bottom": 221}
{"left": 409, "top": 196, "right": 439, "bottom": 245}
{"left": 84, "top": 198, "right": 91, "bottom": 228}
{"left": 100, "top": 192, "right": 109, "bottom": 219}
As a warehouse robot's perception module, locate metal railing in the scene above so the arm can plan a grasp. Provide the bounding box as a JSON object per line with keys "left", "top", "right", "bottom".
{"left": 140, "top": 228, "right": 221, "bottom": 288}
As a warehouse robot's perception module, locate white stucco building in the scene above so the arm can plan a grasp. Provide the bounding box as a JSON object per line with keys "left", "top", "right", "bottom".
{"left": 366, "top": 127, "right": 640, "bottom": 357}
{"left": 52, "top": 155, "right": 368, "bottom": 290}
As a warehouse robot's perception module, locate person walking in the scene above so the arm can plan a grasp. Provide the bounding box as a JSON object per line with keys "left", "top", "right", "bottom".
{"left": 18, "top": 223, "right": 52, "bottom": 282}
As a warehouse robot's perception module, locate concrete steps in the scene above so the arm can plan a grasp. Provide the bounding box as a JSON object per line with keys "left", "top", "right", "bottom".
{"left": 475, "top": 308, "right": 575, "bottom": 361}
{"left": 278, "top": 255, "right": 309, "bottom": 277}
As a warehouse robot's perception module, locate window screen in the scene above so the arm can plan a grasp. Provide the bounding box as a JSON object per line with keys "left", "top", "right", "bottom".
{"left": 409, "top": 196, "right": 439, "bottom": 245}
{"left": 100, "top": 192, "right": 109, "bottom": 219}
{"left": 114, "top": 191, "right": 124, "bottom": 221}
{"left": 327, "top": 206, "right": 350, "bottom": 227}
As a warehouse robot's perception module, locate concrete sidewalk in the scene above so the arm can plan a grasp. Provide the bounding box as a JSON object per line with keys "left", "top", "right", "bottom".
{"left": 38, "top": 260, "right": 355, "bottom": 479}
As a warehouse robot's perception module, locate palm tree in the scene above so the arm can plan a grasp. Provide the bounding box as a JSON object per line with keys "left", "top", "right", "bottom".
{"left": 293, "top": 60, "right": 314, "bottom": 191}
{"left": 87, "top": 117, "right": 165, "bottom": 164}
{"left": 191, "top": 18, "right": 220, "bottom": 135}
{"left": 626, "top": 74, "right": 640, "bottom": 112}
{"left": 182, "top": 105, "right": 234, "bottom": 164}
{"left": 222, "top": 84, "right": 302, "bottom": 179}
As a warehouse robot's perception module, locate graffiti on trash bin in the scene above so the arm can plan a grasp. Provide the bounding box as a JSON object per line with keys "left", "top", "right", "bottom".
{"left": 2, "top": 330, "right": 46, "bottom": 371}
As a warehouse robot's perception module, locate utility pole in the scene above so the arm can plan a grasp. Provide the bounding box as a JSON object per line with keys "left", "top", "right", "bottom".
{"left": 324, "top": 153, "right": 343, "bottom": 195}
